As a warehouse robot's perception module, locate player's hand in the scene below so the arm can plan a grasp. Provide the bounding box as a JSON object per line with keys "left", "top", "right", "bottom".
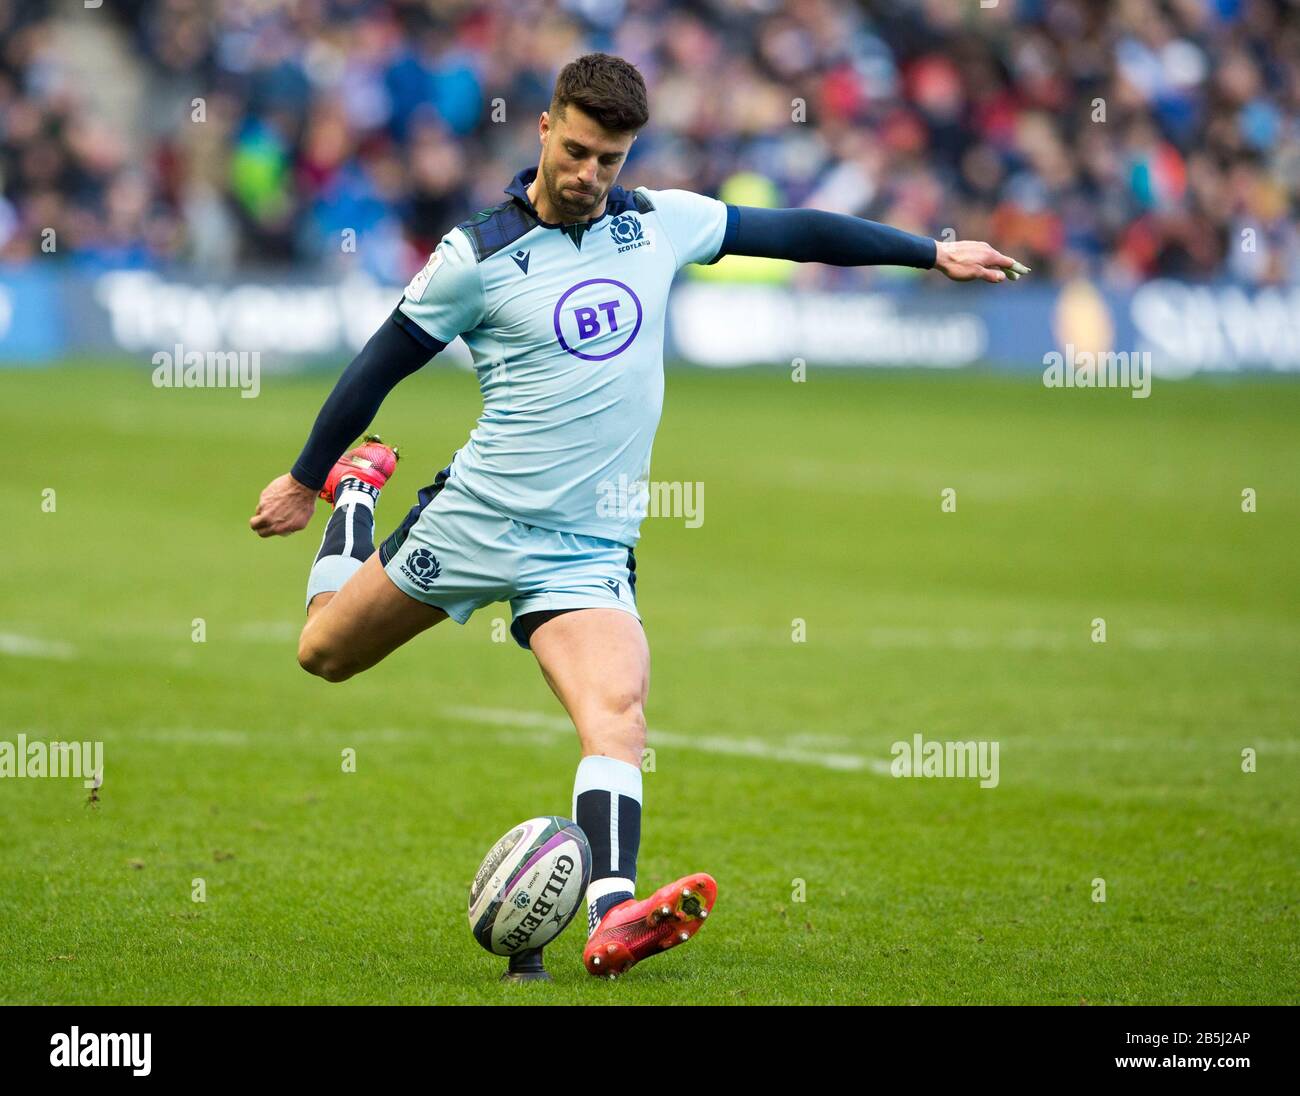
{"left": 934, "top": 240, "right": 1030, "bottom": 284}
{"left": 249, "top": 473, "right": 317, "bottom": 537}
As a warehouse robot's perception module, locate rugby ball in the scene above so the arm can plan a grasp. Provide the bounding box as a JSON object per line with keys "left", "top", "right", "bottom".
{"left": 468, "top": 816, "right": 591, "bottom": 955}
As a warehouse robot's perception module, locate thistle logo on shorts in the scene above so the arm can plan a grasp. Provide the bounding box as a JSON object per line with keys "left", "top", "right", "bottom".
{"left": 401, "top": 547, "right": 442, "bottom": 590}
{"left": 553, "top": 278, "right": 643, "bottom": 361}
{"left": 609, "top": 212, "right": 649, "bottom": 253}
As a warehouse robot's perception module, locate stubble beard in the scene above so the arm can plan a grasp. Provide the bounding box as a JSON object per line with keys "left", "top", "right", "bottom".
{"left": 540, "top": 155, "right": 604, "bottom": 222}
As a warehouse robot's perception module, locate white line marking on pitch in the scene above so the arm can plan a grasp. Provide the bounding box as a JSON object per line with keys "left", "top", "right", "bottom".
{"left": 0, "top": 633, "right": 77, "bottom": 660}
{"left": 26, "top": 720, "right": 1291, "bottom": 763}
{"left": 234, "top": 621, "right": 300, "bottom": 642}
{"left": 692, "top": 624, "right": 1300, "bottom": 653}
{"left": 442, "top": 705, "right": 890, "bottom": 774}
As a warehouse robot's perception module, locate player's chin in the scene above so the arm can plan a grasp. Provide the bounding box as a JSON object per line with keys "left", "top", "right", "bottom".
{"left": 560, "top": 189, "right": 601, "bottom": 214}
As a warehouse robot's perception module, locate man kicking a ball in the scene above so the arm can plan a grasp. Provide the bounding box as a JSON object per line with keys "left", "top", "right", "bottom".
{"left": 250, "top": 53, "right": 1027, "bottom": 978}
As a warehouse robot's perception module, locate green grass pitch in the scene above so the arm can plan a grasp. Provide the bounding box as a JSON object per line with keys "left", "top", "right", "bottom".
{"left": 2, "top": 361, "right": 1297, "bottom": 1004}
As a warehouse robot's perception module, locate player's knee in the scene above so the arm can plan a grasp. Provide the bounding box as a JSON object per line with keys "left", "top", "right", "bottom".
{"left": 606, "top": 693, "right": 647, "bottom": 750}
{"left": 579, "top": 693, "right": 645, "bottom": 753}
{"left": 297, "top": 634, "right": 355, "bottom": 683}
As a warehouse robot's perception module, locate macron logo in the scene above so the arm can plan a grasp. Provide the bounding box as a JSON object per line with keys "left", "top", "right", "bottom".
{"left": 50, "top": 1027, "right": 151, "bottom": 1076}
{"left": 511, "top": 249, "right": 530, "bottom": 275}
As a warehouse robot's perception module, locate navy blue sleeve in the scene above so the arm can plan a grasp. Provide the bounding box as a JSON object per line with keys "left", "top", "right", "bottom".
{"left": 713, "top": 205, "right": 937, "bottom": 269}
{"left": 289, "top": 305, "right": 445, "bottom": 490}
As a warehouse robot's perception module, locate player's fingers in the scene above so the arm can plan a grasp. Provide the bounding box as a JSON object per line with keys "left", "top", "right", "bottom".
{"left": 986, "top": 248, "right": 1015, "bottom": 268}
{"left": 982, "top": 267, "right": 1006, "bottom": 284}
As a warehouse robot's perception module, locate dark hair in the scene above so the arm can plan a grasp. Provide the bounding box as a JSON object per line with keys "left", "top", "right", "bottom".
{"left": 550, "top": 53, "right": 649, "bottom": 133}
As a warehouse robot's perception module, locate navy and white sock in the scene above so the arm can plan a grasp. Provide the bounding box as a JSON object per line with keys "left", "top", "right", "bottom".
{"left": 573, "top": 754, "right": 642, "bottom": 935}
{"left": 305, "top": 477, "right": 378, "bottom": 608}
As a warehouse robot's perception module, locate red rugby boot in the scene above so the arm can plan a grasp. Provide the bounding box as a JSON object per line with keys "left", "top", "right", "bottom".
{"left": 583, "top": 873, "right": 717, "bottom": 979}
{"left": 319, "top": 435, "right": 400, "bottom": 504}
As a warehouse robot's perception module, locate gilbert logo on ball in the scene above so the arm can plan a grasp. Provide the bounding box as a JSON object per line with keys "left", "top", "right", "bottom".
{"left": 468, "top": 816, "right": 592, "bottom": 955}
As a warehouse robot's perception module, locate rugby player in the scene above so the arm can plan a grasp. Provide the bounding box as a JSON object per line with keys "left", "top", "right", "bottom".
{"left": 250, "top": 53, "right": 1026, "bottom": 978}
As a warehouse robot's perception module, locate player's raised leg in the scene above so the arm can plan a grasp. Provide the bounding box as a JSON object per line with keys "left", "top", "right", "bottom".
{"left": 527, "top": 608, "right": 717, "bottom": 977}
{"left": 297, "top": 437, "right": 446, "bottom": 681}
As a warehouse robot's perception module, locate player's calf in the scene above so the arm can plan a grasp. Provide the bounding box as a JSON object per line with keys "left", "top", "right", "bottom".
{"left": 304, "top": 434, "right": 399, "bottom": 614}
{"left": 297, "top": 436, "right": 443, "bottom": 682}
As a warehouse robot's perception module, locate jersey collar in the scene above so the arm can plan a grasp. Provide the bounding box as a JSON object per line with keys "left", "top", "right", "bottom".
{"left": 505, "top": 166, "right": 631, "bottom": 250}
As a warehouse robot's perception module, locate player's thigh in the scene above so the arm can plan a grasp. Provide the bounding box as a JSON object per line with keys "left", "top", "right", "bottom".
{"left": 300, "top": 553, "right": 447, "bottom": 673}
{"left": 529, "top": 608, "right": 650, "bottom": 739}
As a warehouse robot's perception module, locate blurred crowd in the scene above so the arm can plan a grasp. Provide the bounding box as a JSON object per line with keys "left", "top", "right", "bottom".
{"left": 0, "top": 0, "right": 1296, "bottom": 287}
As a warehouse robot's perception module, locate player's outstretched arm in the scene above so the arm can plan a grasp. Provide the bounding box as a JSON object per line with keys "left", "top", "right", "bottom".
{"left": 249, "top": 311, "right": 445, "bottom": 538}
{"left": 719, "top": 206, "right": 1029, "bottom": 284}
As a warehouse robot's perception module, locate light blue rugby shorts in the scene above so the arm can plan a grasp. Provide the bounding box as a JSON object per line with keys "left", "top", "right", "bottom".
{"left": 377, "top": 464, "right": 640, "bottom": 649}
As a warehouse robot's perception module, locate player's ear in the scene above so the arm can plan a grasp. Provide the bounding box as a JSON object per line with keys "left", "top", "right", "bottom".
{"left": 539, "top": 111, "right": 550, "bottom": 143}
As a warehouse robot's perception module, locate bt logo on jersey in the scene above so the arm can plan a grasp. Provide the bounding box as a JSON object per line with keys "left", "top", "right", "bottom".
{"left": 553, "top": 278, "right": 643, "bottom": 361}
{"left": 575, "top": 302, "right": 619, "bottom": 338}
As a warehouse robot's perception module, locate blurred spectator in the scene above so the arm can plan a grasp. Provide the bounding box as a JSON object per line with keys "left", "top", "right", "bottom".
{"left": 0, "top": 0, "right": 1295, "bottom": 287}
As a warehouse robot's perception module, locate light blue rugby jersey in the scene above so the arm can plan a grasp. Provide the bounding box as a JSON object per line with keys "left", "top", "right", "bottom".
{"left": 393, "top": 167, "right": 729, "bottom": 547}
